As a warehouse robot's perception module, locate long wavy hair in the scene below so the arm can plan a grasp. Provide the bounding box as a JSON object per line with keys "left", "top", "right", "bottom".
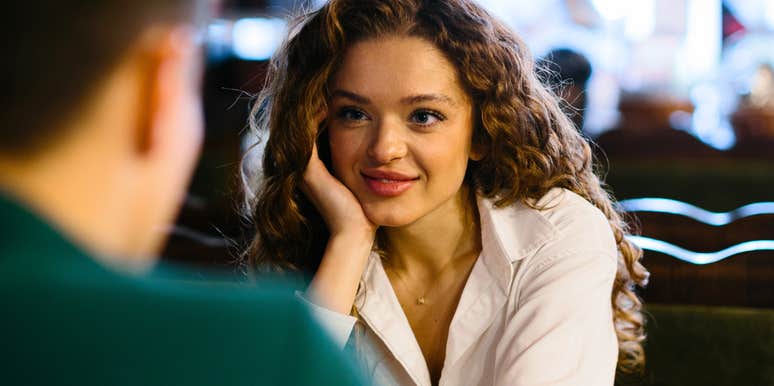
{"left": 242, "top": 0, "right": 649, "bottom": 376}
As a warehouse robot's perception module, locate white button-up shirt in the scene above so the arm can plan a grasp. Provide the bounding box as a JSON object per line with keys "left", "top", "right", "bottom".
{"left": 306, "top": 188, "right": 619, "bottom": 386}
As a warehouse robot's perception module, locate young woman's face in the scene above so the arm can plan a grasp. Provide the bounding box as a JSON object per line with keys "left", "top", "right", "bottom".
{"left": 327, "top": 36, "right": 477, "bottom": 227}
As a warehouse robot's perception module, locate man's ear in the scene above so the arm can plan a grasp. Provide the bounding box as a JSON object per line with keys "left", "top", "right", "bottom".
{"left": 133, "top": 27, "right": 201, "bottom": 157}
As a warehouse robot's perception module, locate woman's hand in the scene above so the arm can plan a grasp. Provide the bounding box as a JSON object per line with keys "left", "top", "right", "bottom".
{"left": 301, "top": 128, "right": 377, "bottom": 315}
{"left": 300, "top": 143, "right": 376, "bottom": 239}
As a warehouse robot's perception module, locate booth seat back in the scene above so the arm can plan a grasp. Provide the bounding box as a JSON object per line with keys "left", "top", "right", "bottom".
{"left": 634, "top": 304, "right": 774, "bottom": 386}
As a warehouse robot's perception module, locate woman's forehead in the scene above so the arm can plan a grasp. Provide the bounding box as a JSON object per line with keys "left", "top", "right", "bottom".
{"left": 330, "top": 36, "right": 469, "bottom": 105}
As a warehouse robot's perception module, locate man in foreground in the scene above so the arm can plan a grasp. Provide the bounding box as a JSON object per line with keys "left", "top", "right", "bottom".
{"left": 0, "top": 2, "right": 363, "bottom": 385}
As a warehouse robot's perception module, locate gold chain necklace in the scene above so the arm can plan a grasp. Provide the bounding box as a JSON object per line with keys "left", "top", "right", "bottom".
{"left": 387, "top": 255, "right": 463, "bottom": 306}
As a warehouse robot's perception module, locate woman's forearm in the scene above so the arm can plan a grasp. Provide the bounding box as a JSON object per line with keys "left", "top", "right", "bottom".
{"left": 304, "top": 230, "right": 374, "bottom": 314}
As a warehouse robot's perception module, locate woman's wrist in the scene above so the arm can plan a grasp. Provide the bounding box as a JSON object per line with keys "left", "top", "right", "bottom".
{"left": 329, "top": 224, "right": 377, "bottom": 247}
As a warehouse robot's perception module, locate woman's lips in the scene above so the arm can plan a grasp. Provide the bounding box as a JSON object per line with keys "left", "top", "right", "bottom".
{"left": 361, "top": 170, "right": 418, "bottom": 197}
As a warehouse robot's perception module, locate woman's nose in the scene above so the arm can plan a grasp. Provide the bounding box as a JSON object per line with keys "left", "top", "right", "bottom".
{"left": 366, "top": 118, "right": 408, "bottom": 164}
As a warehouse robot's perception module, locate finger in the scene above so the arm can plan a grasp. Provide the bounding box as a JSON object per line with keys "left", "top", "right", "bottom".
{"left": 310, "top": 140, "right": 319, "bottom": 161}
{"left": 302, "top": 143, "right": 326, "bottom": 196}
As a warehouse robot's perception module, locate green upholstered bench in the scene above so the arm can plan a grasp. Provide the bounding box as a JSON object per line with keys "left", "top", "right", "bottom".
{"left": 628, "top": 304, "right": 774, "bottom": 386}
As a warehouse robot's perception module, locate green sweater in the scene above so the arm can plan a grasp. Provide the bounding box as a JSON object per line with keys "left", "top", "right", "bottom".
{"left": 0, "top": 194, "right": 364, "bottom": 386}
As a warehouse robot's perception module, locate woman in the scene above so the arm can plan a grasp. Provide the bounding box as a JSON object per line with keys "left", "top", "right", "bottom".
{"left": 243, "top": 0, "right": 648, "bottom": 385}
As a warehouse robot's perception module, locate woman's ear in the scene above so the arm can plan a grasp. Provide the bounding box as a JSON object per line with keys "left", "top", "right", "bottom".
{"left": 470, "top": 146, "right": 485, "bottom": 161}
{"left": 470, "top": 129, "right": 488, "bottom": 161}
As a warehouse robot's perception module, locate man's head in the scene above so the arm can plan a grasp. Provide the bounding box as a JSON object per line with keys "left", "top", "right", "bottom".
{"left": 0, "top": 2, "right": 209, "bottom": 264}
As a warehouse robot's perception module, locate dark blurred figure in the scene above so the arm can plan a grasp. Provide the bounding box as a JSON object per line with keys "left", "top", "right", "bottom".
{"left": 0, "top": 2, "right": 363, "bottom": 385}
{"left": 537, "top": 48, "right": 593, "bottom": 131}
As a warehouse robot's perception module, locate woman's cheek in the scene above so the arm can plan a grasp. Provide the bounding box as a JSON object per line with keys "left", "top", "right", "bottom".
{"left": 328, "top": 131, "right": 357, "bottom": 180}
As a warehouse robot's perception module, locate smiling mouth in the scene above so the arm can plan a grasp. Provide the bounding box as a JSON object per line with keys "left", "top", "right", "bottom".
{"left": 361, "top": 172, "right": 419, "bottom": 197}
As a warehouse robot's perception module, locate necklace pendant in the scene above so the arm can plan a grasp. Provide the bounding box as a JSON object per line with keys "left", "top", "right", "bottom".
{"left": 417, "top": 296, "right": 426, "bottom": 305}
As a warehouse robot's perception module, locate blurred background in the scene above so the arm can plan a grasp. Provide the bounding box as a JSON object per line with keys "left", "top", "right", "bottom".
{"left": 163, "top": 3, "right": 773, "bottom": 378}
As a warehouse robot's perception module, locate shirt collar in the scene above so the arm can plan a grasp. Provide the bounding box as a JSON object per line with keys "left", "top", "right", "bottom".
{"left": 477, "top": 191, "right": 558, "bottom": 292}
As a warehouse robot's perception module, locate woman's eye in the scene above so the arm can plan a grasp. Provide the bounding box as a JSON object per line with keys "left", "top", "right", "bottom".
{"left": 338, "top": 108, "right": 368, "bottom": 121}
{"left": 410, "top": 110, "right": 444, "bottom": 126}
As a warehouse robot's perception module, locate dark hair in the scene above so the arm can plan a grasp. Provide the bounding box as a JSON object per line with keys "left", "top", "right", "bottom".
{"left": 536, "top": 48, "right": 593, "bottom": 130}
{"left": 243, "top": 0, "right": 648, "bottom": 375}
{"left": 538, "top": 48, "right": 592, "bottom": 87}
{"left": 0, "top": 1, "right": 205, "bottom": 156}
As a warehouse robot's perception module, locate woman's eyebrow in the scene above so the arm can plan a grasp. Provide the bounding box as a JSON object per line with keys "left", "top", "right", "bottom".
{"left": 331, "top": 89, "right": 371, "bottom": 104}
{"left": 330, "top": 90, "right": 457, "bottom": 107}
{"left": 400, "top": 93, "right": 456, "bottom": 107}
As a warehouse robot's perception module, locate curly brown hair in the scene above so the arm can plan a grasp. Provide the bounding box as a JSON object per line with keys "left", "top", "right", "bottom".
{"left": 242, "top": 0, "right": 649, "bottom": 376}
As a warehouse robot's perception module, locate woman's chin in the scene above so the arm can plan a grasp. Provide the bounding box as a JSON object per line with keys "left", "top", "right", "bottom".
{"left": 363, "top": 205, "right": 418, "bottom": 228}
